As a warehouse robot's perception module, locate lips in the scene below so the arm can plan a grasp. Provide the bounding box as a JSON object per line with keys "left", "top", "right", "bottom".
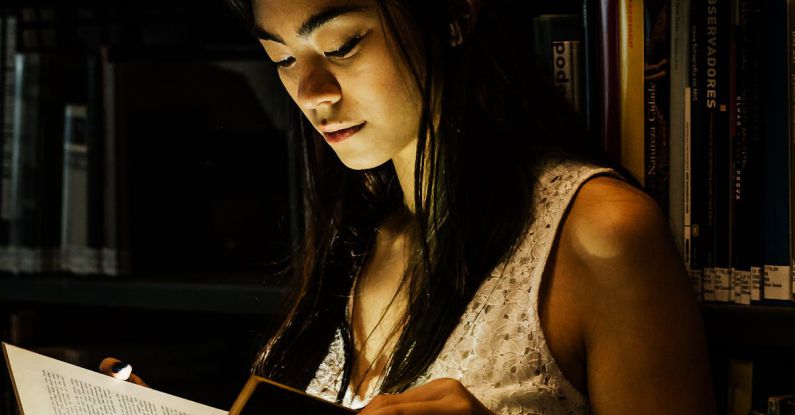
{"left": 321, "top": 122, "right": 366, "bottom": 144}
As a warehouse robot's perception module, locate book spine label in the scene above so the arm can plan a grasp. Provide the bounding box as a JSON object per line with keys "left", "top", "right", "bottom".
{"left": 751, "top": 266, "right": 762, "bottom": 301}
{"left": 703, "top": 267, "right": 716, "bottom": 301}
{"left": 690, "top": 268, "right": 704, "bottom": 299}
{"left": 714, "top": 268, "right": 731, "bottom": 302}
{"left": 764, "top": 265, "right": 791, "bottom": 300}
{"left": 732, "top": 269, "right": 752, "bottom": 304}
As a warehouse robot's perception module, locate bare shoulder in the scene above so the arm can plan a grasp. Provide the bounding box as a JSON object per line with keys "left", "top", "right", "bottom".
{"left": 563, "top": 175, "right": 669, "bottom": 268}
{"left": 552, "top": 174, "right": 717, "bottom": 414}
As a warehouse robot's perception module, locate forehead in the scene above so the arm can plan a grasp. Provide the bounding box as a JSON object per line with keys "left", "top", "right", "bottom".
{"left": 252, "top": 0, "right": 374, "bottom": 31}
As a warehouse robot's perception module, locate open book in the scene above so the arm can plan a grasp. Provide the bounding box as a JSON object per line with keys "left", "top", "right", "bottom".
{"left": 3, "top": 342, "right": 356, "bottom": 415}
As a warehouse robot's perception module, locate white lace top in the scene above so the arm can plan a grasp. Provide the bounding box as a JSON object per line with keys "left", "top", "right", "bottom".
{"left": 306, "top": 156, "right": 621, "bottom": 414}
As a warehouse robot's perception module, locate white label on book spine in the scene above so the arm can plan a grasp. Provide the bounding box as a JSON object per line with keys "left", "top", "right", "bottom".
{"left": 713, "top": 268, "right": 731, "bottom": 302}
{"left": 702, "top": 268, "right": 716, "bottom": 302}
{"left": 763, "top": 265, "right": 792, "bottom": 301}
{"left": 732, "top": 270, "right": 752, "bottom": 305}
{"left": 751, "top": 267, "right": 762, "bottom": 302}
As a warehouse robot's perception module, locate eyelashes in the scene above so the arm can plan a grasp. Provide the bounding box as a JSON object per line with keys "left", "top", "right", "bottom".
{"left": 324, "top": 33, "right": 364, "bottom": 58}
{"left": 273, "top": 32, "right": 367, "bottom": 68}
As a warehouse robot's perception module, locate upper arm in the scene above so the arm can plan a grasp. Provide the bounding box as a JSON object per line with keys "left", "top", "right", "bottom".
{"left": 563, "top": 176, "right": 716, "bottom": 415}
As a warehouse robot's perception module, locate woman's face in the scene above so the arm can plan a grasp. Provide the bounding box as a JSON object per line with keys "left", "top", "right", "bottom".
{"left": 253, "top": 0, "right": 423, "bottom": 170}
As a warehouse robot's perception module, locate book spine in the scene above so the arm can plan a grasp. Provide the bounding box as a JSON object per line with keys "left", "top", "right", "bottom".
{"left": 736, "top": 0, "right": 763, "bottom": 305}
{"left": 761, "top": 0, "right": 792, "bottom": 303}
{"left": 619, "top": 0, "right": 646, "bottom": 185}
{"left": 670, "top": 0, "right": 691, "bottom": 269}
{"left": 533, "top": 15, "right": 584, "bottom": 115}
{"left": 0, "top": 15, "right": 16, "bottom": 273}
{"left": 101, "top": 47, "right": 118, "bottom": 276}
{"left": 84, "top": 53, "right": 104, "bottom": 275}
{"left": 644, "top": 0, "right": 671, "bottom": 217}
{"left": 582, "top": 0, "right": 598, "bottom": 133}
{"left": 552, "top": 40, "right": 583, "bottom": 114}
{"left": 598, "top": 0, "right": 622, "bottom": 160}
{"left": 9, "top": 53, "right": 43, "bottom": 274}
{"left": 789, "top": 0, "right": 795, "bottom": 302}
{"left": 710, "top": 0, "right": 732, "bottom": 303}
{"left": 690, "top": 0, "right": 713, "bottom": 301}
{"left": 731, "top": 0, "right": 758, "bottom": 304}
{"left": 60, "top": 104, "right": 94, "bottom": 275}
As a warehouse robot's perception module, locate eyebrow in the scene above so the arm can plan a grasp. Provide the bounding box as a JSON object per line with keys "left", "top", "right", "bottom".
{"left": 254, "top": 5, "right": 367, "bottom": 44}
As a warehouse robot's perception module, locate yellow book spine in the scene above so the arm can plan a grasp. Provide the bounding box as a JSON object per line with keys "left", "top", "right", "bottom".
{"left": 619, "top": 0, "right": 645, "bottom": 185}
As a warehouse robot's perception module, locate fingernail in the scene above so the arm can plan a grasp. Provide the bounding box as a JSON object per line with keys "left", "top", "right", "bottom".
{"left": 111, "top": 361, "right": 129, "bottom": 373}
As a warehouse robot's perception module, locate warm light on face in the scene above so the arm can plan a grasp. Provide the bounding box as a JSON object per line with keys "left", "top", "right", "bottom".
{"left": 253, "top": 0, "right": 423, "bottom": 170}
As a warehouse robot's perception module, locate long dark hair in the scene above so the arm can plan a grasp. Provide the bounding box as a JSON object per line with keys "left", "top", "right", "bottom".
{"left": 227, "top": 0, "right": 638, "bottom": 398}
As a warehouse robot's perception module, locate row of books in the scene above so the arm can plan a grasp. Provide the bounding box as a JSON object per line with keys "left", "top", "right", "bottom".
{"left": 0, "top": 3, "right": 294, "bottom": 277}
{"left": 667, "top": 0, "right": 793, "bottom": 306}
{"left": 533, "top": 0, "right": 795, "bottom": 306}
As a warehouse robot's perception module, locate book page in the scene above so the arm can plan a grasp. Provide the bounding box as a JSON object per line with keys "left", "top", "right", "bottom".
{"left": 3, "top": 343, "right": 227, "bottom": 415}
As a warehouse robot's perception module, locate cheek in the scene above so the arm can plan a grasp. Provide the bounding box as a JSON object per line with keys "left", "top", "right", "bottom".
{"left": 278, "top": 72, "right": 300, "bottom": 105}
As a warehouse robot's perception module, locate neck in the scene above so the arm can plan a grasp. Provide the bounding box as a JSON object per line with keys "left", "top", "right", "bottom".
{"left": 392, "top": 138, "right": 419, "bottom": 214}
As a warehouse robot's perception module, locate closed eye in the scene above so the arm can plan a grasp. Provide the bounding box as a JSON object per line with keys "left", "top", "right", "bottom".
{"left": 324, "top": 33, "right": 365, "bottom": 59}
{"left": 274, "top": 57, "right": 296, "bottom": 68}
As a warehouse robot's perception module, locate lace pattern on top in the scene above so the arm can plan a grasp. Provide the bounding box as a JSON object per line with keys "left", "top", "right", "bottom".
{"left": 306, "top": 157, "right": 621, "bottom": 415}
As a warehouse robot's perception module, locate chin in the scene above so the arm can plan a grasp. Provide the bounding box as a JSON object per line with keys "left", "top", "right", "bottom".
{"left": 334, "top": 153, "right": 391, "bottom": 171}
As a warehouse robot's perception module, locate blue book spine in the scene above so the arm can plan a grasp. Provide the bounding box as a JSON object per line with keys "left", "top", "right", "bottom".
{"left": 760, "top": 0, "right": 792, "bottom": 303}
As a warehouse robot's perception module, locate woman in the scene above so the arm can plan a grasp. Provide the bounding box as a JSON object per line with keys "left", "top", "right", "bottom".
{"left": 103, "top": 0, "right": 717, "bottom": 413}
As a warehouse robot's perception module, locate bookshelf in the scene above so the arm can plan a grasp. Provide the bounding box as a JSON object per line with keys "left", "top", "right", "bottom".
{"left": 0, "top": 0, "right": 793, "bottom": 414}
{"left": 0, "top": 274, "right": 286, "bottom": 315}
{"left": 0, "top": 0, "right": 296, "bottom": 413}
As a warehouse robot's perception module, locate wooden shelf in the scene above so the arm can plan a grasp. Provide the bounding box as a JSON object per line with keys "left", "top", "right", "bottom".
{"left": 0, "top": 274, "right": 287, "bottom": 315}
{"left": 701, "top": 303, "right": 795, "bottom": 348}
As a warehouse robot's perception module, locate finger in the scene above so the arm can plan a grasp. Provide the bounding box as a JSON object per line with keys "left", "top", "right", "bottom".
{"left": 362, "top": 398, "right": 471, "bottom": 415}
{"left": 128, "top": 373, "right": 150, "bottom": 388}
{"left": 361, "top": 379, "right": 455, "bottom": 414}
{"left": 98, "top": 357, "right": 149, "bottom": 387}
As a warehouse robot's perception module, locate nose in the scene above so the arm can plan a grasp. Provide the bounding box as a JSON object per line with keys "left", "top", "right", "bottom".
{"left": 296, "top": 64, "right": 342, "bottom": 110}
